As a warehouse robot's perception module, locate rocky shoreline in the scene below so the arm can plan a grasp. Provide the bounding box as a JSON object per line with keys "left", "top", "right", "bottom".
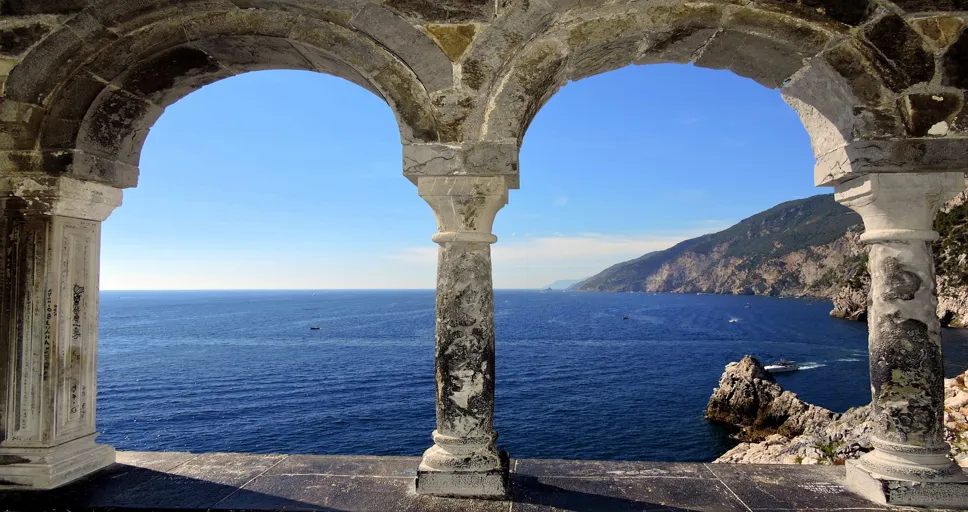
{"left": 706, "top": 356, "right": 968, "bottom": 467}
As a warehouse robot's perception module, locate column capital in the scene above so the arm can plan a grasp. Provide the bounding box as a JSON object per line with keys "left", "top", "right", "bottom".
{"left": 417, "top": 176, "right": 508, "bottom": 245}
{"left": 403, "top": 143, "right": 520, "bottom": 189}
{"left": 834, "top": 172, "right": 965, "bottom": 243}
{"left": 0, "top": 175, "right": 122, "bottom": 222}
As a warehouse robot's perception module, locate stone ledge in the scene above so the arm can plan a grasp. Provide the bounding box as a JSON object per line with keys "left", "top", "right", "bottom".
{"left": 0, "top": 450, "right": 944, "bottom": 511}
{"left": 847, "top": 459, "right": 968, "bottom": 509}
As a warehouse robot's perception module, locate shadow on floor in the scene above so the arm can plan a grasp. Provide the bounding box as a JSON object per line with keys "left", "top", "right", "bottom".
{"left": 509, "top": 474, "right": 707, "bottom": 512}
{"left": 0, "top": 464, "right": 336, "bottom": 511}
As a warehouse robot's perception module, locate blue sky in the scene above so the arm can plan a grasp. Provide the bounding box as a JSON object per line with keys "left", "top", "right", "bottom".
{"left": 100, "top": 64, "right": 820, "bottom": 290}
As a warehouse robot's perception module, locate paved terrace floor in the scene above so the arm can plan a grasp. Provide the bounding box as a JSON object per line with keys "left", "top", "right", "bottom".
{"left": 0, "top": 451, "right": 951, "bottom": 511}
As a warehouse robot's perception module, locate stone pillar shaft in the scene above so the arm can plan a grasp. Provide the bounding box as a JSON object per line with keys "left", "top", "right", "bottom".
{"left": 836, "top": 172, "right": 968, "bottom": 507}
{"left": 0, "top": 176, "right": 121, "bottom": 489}
{"left": 415, "top": 176, "right": 510, "bottom": 498}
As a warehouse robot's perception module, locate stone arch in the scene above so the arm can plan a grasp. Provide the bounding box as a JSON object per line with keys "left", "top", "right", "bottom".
{"left": 476, "top": 1, "right": 968, "bottom": 186}
{"left": 2, "top": 2, "right": 453, "bottom": 188}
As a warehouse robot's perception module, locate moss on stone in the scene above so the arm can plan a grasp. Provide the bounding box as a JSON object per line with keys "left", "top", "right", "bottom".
{"left": 425, "top": 24, "right": 477, "bottom": 62}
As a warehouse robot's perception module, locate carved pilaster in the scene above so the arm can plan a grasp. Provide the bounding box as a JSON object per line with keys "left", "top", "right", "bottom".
{"left": 0, "top": 176, "right": 121, "bottom": 489}
{"left": 414, "top": 176, "right": 510, "bottom": 498}
{"left": 835, "top": 172, "right": 968, "bottom": 507}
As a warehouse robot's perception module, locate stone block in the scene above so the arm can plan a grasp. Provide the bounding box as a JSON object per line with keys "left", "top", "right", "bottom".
{"left": 847, "top": 460, "right": 968, "bottom": 508}
{"left": 75, "top": 90, "right": 163, "bottom": 166}
{"left": 3, "top": 28, "right": 83, "bottom": 104}
{"left": 353, "top": 4, "right": 453, "bottom": 92}
{"left": 479, "top": 38, "right": 567, "bottom": 143}
{"left": 382, "top": 0, "right": 494, "bottom": 24}
{"left": 900, "top": 91, "right": 964, "bottom": 137}
{"left": 0, "top": 99, "right": 44, "bottom": 150}
{"left": 863, "top": 14, "right": 935, "bottom": 91}
{"left": 89, "top": 0, "right": 238, "bottom": 32}
{"left": 637, "top": 28, "right": 719, "bottom": 65}
{"left": 192, "top": 35, "right": 314, "bottom": 73}
{"left": 39, "top": 118, "right": 81, "bottom": 150}
{"left": 893, "top": 1, "right": 968, "bottom": 13}
{"left": 0, "top": 22, "right": 53, "bottom": 57}
{"left": 114, "top": 45, "right": 227, "bottom": 107}
{"left": 228, "top": 0, "right": 363, "bottom": 25}
{"left": 0, "top": 0, "right": 85, "bottom": 15}
{"left": 415, "top": 449, "right": 509, "bottom": 498}
{"left": 47, "top": 71, "right": 109, "bottom": 122}
{"left": 425, "top": 24, "right": 477, "bottom": 63}
{"left": 815, "top": 139, "right": 968, "bottom": 186}
{"left": 782, "top": 59, "right": 856, "bottom": 157}
{"left": 287, "top": 42, "right": 378, "bottom": 95}
{"left": 81, "top": 22, "right": 189, "bottom": 83}
{"left": 912, "top": 16, "right": 966, "bottom": 50}
{"left": 944, "top": 29, "right": 968, "bottom": 89}
{"left": 755, "top": 0, "right": 875, "bottom": 27}
{"left": 695, "top": 30, "right": 808, "bottom": 89}
{"left": 723, "top": 7, "right": 831, "bottom": 52}
{"left": 0, "top": 437, "right": 115, "bottom": 490}
{"left": 403, "top": 143, "right": 519, "bottom": 187}
{"left": 568, "top": 38, "right": 638, "bottom": 81}
{"left": 70, "top": 151, "right": 141, "bottom": 189}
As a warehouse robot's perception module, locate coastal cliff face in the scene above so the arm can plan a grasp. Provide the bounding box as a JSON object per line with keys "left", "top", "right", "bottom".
{"left": 708, "top": 357, "right": 968, "bottom": 467}
{"left": 575, "top": 185, "right": 968, "bottom": 327}
{"left": 576, "top": 195, "right": 864, "bottom": 297}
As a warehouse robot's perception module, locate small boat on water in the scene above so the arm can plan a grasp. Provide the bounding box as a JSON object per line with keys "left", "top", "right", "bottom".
{"left": 764, "top": 360, "right": 799, "bottom": 373}
{"left": 728, "top": 318, "right": 739, "bottom": 323}
{"left": 310, "top": 326, "right": 321, "bottom": 331}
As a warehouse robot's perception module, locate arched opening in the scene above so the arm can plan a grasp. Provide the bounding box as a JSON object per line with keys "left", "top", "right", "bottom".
{"left": 5, "top": 5, "right": 452, "bottom": 458}
{"left": 94, "top": 69, "right": 441, "bottom": 455}
{"left": 492, "top": 62, "right": 877, "bottom": 462}
{"left": 474, "top": 2, "right": 968, "bottom": 463}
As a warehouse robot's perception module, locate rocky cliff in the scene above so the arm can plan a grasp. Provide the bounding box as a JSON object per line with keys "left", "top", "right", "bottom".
{"left": 576, "top": 195, "right": 863, "bottom": 298}
{"left": 708, "top": 357, "right": 968, "bottom": 467}
{"left": 705, "top": 356, "right": 834, "bottom": 442}
{"left": 575, "top": 185, "right": 968, "bottom": 327}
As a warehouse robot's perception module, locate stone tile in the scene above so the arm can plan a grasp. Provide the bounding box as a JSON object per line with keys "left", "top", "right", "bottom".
{"left": 79, "top": 453, "right": 287, "bottom": 509}
{"left": 704, "top": 463, "right": 892, "bottom": 510}
{"left": 510, "top": 473, "right": 747, "bottom": 511}
{"left": 216, "top": 473, "right": 508, "bottom": 511}
{"left": 264, "top": 454, "right": 420, "bottom": 477}
{"left": 515, "top": 459, "right": 717, "bottom": 479}
{"left": 116, "top": 450, "right": 198, "bottom": 471}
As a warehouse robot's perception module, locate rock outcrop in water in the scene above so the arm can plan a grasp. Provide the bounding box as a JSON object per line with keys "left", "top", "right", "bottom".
{"left": 705, "top": 356, "right": 834, "bottom": 442}
{"left": 709, "top": 357, "right": 968, "bottom": 467}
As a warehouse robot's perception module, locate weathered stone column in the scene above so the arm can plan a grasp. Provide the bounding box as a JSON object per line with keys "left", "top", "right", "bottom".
{"left": 0, "top": 175, "right": 121, "bottom": 489}
{"left": 414, "top": 175, "right": 510, "bottom": 498}
{"left": 836, "top": 172, "right": 968, "bottom": 507}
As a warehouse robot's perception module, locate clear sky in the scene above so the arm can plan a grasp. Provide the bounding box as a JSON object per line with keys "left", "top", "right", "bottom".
{"left": 100, "top": 64, "right": 821, "bottom": 290}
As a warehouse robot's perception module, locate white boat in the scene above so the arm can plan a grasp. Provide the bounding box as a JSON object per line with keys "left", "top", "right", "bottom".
{"left": 764, "top": 360, "right": 799, "bottom": 373}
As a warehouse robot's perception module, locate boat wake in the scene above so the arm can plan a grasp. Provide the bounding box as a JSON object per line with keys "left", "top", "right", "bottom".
{"left": 835, "top": 358, "right": 862, "bottom": 362}
{"left": 797, "top": 362, "right": 826, "bottom": 370}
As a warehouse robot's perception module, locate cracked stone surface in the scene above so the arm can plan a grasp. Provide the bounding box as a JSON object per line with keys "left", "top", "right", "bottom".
{"left": 0, "top": 1, "right": 963, "bottom": 187}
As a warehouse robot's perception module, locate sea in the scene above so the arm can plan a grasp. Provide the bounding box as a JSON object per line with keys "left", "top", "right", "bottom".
{"left": 97, "top": 290, "right": 968, "bottom": 462}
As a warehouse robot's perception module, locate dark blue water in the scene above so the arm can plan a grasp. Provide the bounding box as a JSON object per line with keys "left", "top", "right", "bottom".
{"left": 97, "top": 290, "right": 968, "bottom": 462}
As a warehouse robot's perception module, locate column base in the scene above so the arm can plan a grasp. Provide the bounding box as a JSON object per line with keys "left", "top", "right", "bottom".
{"left": 847, "top": 460, "right": 968, "bottom": 509}
{"left": 0, "top": 435, "right": 116, "bottom": 489}
{"left": 415, "top": 449, "right": 509, "bottom": 498}
{"left": 415, "top": 433, "right": 510, "bottom": 499}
